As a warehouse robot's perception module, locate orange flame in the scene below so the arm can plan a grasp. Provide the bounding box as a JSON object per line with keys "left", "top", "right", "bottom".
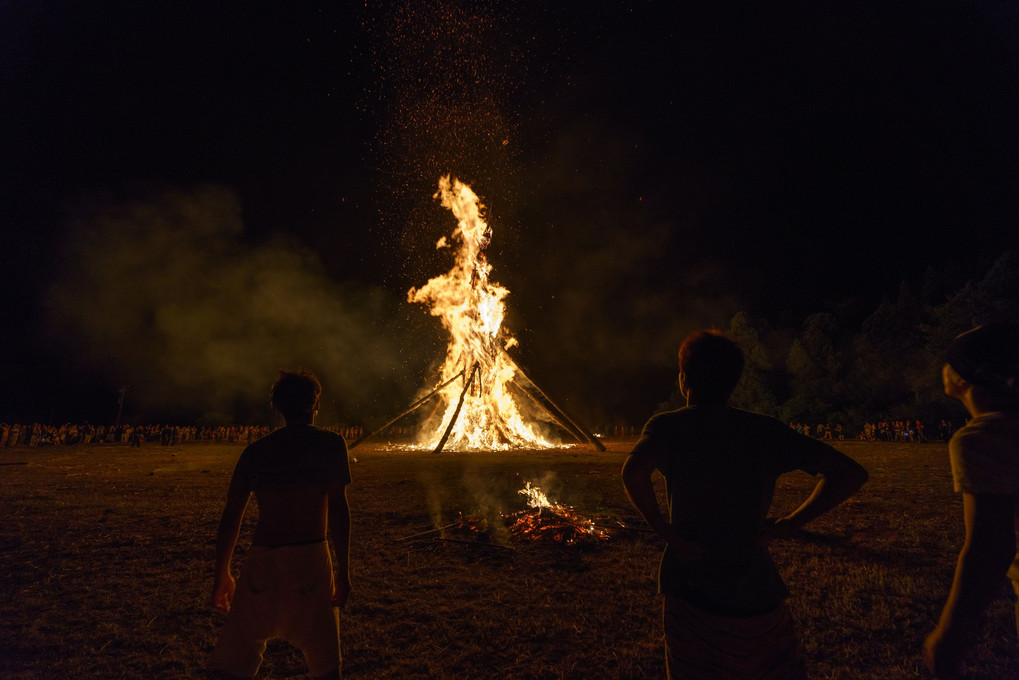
{"left": 518, "top": 481, "right": 557, "bottom": 510}
{"left": 408, "top": 176, "right": 554, "bottom": 450}
{"left": 511, "top": 481, "right": 609, "bottom": 544}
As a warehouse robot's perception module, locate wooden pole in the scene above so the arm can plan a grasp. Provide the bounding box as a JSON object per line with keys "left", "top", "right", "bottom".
{"left": 502, "top": 350, "right": 606, "bottom": 451}
{"left": 432, "top": 363, "right": 479, "bottom": 454}
{"left": 507, "top": 380, "right": 586, "bottom": 445}
{"left": 349, "top": 368, "right": 465, "bottom": 450}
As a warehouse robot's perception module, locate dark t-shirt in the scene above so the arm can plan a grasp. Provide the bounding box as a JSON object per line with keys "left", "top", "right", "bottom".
{"left": 227, "top": 425, "right": 350, "bottom": 496}
{"left": 631, "top": 406, "right": 836, "bottom": 616}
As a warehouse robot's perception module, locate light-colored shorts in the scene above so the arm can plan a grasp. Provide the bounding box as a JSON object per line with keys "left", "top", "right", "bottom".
{"left": 210, "top": 541, "right": 340, "bottom": 678}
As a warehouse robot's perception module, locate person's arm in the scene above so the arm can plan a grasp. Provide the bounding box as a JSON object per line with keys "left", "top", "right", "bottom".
{"left": 774, "top": 448, "right": 868, "bottom": 529}
{"left": 621, "top": 451, "right": 707, "bottom": 561}
{"left": 621, "top": 452, "right": 672, "bottom": 542}
{"left": 211, "top": 491, "right": 249, "bottom": 614}
{"left": 923, "top": 492, "right": 1017, "bottom": 679}
{"left": 327, "top": 482, "right": 352, "bottom": 609}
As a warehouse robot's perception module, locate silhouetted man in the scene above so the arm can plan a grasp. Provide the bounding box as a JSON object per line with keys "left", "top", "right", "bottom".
{"left": 622, "top": 329, "right": 867, "bottom": 679}
{"left": 210, "top": 370, "right": 351, "bottom": 680}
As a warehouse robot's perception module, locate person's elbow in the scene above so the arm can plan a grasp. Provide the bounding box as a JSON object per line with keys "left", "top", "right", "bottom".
{"left": 621, "top": 454, "right": 652, "bottom": 492}
{"left": 845, "top": 460, "right": 869, "bottom": 493}
{"left": 328, "top": 484, "right": 350, "bottom": 511}
{"left": 963, "top": 495, "right": 1017, "bottom": 570}
{"left": 218, "top": 493, "right": 250, "bottom": 530}
{"left": 820, "top": 454, "right": 868, "bottom": 495}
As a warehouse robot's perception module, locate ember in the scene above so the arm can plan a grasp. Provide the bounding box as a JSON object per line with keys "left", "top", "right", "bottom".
{"left": 405, "top": 482, "right": 637, "bottom": 550}
{"left": 507, "top": 482, "right": 609, "bottom": 545}
{"left": 454, "top": 512, "right": 489, "bottom": 535}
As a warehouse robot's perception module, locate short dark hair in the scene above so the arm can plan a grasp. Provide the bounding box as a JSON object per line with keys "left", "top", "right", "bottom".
{"left": 270, "top": 370, "right": 321, "bottom": 419}
{"left": 678, "top": 330, "right": 744, "bottom": 404}
{"left": 946, "top": 322, "right": 1019, "bottom": 408}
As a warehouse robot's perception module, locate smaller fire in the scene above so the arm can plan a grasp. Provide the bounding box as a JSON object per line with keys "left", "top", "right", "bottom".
{"left": 411, "top": 483, "right": 621, "bottom": 549}
{"left": 508, "top": 482, "right": 609, "bottom": 545}
{"left": 454, "top": 512, "right": 489, "bottom": 535}
{"left": 518, "top": 481, "right": 556, "bottom": 510}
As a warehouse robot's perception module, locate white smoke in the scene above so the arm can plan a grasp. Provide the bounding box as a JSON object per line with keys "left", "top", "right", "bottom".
{"left": 44, "top": 185, "right": 416, "bottom": 424}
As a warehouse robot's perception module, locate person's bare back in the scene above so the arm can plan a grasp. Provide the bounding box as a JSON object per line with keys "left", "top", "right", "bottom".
{"left": 209, "top": 371, "right": 352, "bottom": 680}
{"left": 251, "top": 486, "right": 329, "bottom": 547}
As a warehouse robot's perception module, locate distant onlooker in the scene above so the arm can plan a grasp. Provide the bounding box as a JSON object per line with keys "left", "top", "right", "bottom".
{"left": 622, "top": 329, "right": 868, "bottom": 680}
{"left": 939, "top": 419, "right": 954, "bottom": 442}
{"left": 924, "top": 323, "right": 1019, "bottom": 678}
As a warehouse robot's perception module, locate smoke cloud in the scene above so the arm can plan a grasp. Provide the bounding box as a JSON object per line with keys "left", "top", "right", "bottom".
{"left": 44, "top": 186, "right": 420, "bottom": 424}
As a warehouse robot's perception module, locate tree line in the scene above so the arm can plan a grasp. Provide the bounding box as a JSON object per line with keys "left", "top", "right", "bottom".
{"left": 675, "top": 251, "right": 1019, "bottom": 427}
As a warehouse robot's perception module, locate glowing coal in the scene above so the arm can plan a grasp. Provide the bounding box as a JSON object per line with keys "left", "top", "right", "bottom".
{"left": 507, "top": 482, "right": 610, "bottom": 545}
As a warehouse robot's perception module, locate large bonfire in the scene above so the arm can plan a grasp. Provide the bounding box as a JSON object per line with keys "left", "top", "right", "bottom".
{"left": 407, "top": 176, "right": 555, "bottom": 451}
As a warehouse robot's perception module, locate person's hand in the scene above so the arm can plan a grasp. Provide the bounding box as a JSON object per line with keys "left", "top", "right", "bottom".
{"left": 212, "top": 573, "right": 236, "bottom": 614}
{"left": 331, "top": 572, "right": 351, "bottom": 610}
{"left": 923, "top": 627, "right": 964, "bottom": 679}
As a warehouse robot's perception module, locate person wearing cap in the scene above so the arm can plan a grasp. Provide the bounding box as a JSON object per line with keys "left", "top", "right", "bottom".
{"left": 924, "top": 322, "right": 1019, "bottom": 679}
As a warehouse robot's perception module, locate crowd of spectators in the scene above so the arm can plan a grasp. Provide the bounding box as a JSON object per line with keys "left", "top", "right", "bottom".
{"left": 789, "top": 419, "right": 959, "bottom": 443}
{"left": 1, "top": 419, "right": 960, "bottom": 448}
{"left": 0, "top": 422, "right": 366, "bottom": 448}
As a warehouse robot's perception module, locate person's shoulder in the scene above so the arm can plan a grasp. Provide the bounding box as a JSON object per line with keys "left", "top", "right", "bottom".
{"left": 963, "top": 411, "right": 1019, "bottom": 433}
{"left": 643, "top": 407, "right": 695, "bottom": 432}
{"left": 950, "top": 413, "right": 1019, "bottom": 492}
{"left": 299, "top": 426, "right": 348, "bottom": 456}
{"left": 727, "top": 407, "right": 777, "bottom": 423}
{"left": 240, "top": 428, "right": 278, "bottom": 453}
{"left": 725, "top": 407, "right": 789, "bottom": 432}
{"left": 951, "top": 412, "right": 1019, "bottom": 453}
{"left": 305, "top": 425, "right": 346, "bottom": 443}
{"left": 646, "top": 407, "right": 686, "bottom": 423}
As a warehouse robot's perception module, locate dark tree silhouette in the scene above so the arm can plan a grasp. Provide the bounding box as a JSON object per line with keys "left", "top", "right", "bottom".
{"left": 715, "top": 251, "right": 1018, "bottom": 430}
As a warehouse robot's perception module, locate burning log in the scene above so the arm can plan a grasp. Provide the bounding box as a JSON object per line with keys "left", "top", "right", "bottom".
{"left": 349, "top": 369, "right": 466, "bottom": 450}
{"left": 432, "top": 363, "right": 479, "bottom": 454}
{"left": 407, "top": 483, "right": 615, "bottom": 549}
{"left": 502, "top": 350, "right": 606, "bottom": 451}
{"left": 506, "top": 507, "right": 610, "bottom": 545}
{"left": 508, "top": 482, "right": 610, "bottom": 545}
{"left": 454, "top": 511, "right": 489, "bottom": 535}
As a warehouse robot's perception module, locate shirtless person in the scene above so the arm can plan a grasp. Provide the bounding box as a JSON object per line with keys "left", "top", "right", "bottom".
{"left": 210, "top": 370, "right": 351, "bottom": 680}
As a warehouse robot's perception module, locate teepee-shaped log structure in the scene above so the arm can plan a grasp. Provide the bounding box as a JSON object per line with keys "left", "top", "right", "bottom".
{"left": 349, "top": 353, "right": 604, "bottom": 453}
{"left": 350, "top": 175, "right": 604, "bottom": 453}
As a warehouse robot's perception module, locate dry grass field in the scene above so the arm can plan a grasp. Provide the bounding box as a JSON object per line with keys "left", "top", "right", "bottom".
{"left": 2, "top": 438, "right": 1018, "bottom": 679}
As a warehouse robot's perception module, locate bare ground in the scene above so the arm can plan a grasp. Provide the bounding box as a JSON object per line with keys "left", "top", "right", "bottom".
{"left": 1, "top": 439, "right": 1017, "bottom": 679}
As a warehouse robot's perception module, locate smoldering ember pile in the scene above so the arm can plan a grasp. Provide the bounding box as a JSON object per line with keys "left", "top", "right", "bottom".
{"left": 399, "top": 482, "right": 642, "bottom": 551}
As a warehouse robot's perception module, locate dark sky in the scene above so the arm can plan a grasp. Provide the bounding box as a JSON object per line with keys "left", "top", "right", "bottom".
{"left": 2, "top": 1, "right": 1018, "bottom": 426}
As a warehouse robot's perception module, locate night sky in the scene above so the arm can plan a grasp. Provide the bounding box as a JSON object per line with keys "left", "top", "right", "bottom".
{"left": 3, "top": 1, "right": 1018, "bottom": 427}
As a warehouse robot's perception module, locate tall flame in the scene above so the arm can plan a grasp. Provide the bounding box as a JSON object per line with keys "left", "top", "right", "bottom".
{"left": 408, "top": 176, "right": 553, "bottom": 450}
